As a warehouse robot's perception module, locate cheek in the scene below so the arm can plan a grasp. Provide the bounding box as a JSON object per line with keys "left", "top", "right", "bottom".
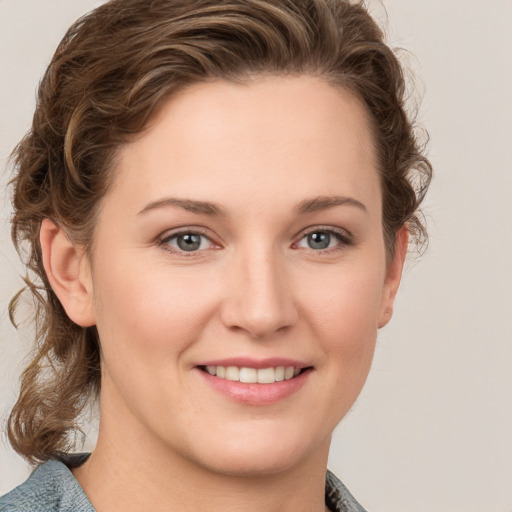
{"left": 89, "top": 257, "right": 222, "bottom": 421}
{"left": 314, "top": 276, "right": 384, "bottom": 429}
{"left": 299, "top": 263, "right": 385, "bottom": 384}
{"left": 303, "top": 263, "right": 385, "bottom": 337}
{"left": 91, "top": 256, "right": 220, "bottom": 362}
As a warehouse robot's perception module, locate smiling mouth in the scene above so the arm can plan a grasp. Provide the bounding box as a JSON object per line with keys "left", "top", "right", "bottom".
{"left": 198, "top": 365, "right": 310, "bottom": 384}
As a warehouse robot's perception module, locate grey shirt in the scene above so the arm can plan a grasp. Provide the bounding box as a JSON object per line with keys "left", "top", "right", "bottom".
{"left": 0, "top": 453, "right": 368, "bottom": 512}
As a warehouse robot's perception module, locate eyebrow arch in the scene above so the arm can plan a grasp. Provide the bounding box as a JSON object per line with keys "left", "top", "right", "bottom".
{"left": 137, "top": 194, "right": 366, "bottom": 217}
{"left": 137, "top": 197, "right": 225, "bottom": 216}
{"left": 296, "top": 195, "right": 367, "bottom": 214}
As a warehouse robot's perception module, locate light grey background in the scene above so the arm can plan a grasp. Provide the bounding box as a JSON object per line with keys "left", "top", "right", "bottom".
{"left": 1, "top": 1, "right": 511, "bottom": 510}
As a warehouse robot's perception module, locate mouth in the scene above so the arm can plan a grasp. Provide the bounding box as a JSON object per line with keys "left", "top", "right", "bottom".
{"left": 198, "top": 365, "right": 310, "bottom": 384}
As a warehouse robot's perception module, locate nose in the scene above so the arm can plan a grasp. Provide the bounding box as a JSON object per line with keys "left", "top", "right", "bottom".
{"left": 219, "top": 248, "right": 298, "bottom": 339}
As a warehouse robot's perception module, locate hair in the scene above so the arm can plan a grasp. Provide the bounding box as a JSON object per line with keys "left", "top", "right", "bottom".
{"left": 7, "top": 0, "right": 431, "bottom": 464}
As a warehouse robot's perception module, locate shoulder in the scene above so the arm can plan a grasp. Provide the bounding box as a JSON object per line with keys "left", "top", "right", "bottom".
{"left": 325, "top": 470, "right": 369, "bottom": 512}
{"left": 0, "top": 455, "right": 94, "bottom": 512}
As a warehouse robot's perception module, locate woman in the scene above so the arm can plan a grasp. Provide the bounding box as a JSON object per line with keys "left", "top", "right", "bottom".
{"left": 0, "top": 0, "right": 431, "bottom": 511}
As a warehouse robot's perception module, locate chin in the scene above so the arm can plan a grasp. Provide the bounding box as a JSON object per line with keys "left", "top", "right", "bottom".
{"left": 181, "top": 425, "right": 330, "bottom": 478}
{"left": 198, "top": 448, "right": 306, "bottom": 478}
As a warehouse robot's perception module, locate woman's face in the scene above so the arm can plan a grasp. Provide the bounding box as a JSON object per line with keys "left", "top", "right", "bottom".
{"left": 84, "top": 76, "right": 404, "bottom": 476}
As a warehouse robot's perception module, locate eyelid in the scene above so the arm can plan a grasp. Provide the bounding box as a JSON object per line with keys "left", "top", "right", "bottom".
{"left": 158, "top": 227, "right": 220, "bottom": 255}
{"left": 156, "top": 224, "right": 353, "bottom": 256}
{"left": 293, "top": 225, "right": 353, "bottom": 251}
{"left": 300, "top": 225, "right": 352, "bottom": 239}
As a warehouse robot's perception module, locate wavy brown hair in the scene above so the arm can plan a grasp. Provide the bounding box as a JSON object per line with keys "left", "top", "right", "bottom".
{"left": 7, "top": 0, "right": 432, "bottom": 463}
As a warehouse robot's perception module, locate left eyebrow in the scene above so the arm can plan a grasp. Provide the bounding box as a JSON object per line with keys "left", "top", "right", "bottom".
{"left": 295, "top": 195, "right": 367, "bottom": 215}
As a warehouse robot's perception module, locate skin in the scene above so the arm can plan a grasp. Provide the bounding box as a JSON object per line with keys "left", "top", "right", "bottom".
{"left": 41, "top": 75, "right": 407, "bottom": 512}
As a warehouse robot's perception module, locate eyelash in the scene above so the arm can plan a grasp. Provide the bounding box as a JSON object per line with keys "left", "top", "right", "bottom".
{"left": 158, "top": 226, "right": 352, "bottom": 257}
{"left": 296, "top": 226, "right": 353, "bottom": 253}
{"left": 158, "top": 228, "right": 216, "bottom": 257}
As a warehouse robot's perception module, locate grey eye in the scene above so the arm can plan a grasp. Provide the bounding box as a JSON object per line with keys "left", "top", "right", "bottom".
{"left": 297, "top": 230, "right": 343, "bottom": 251}
{"left": 176, "top": 233, "right": 202, "bottom": 251}
{"left": 166, "top": 233, "right": 211, "bottom": 252}
{"left": 307, "top": 232, "right": 332, "bottom": 250}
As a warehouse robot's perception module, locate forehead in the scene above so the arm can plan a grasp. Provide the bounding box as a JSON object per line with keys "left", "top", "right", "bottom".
{"left": 108, "top": 75, "right": 380, "bottom": 218}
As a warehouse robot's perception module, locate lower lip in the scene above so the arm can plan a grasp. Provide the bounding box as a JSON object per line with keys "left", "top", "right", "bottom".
{"left": 197, "top": 368, "right": 312, "bottom": 405}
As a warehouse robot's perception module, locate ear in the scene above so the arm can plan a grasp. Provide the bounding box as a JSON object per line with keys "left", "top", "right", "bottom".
{"left": 378, "top": 226, "right": 408, "bottom": 328}
{"left": 39, "top": 218, "right": 96, "bottom": 327}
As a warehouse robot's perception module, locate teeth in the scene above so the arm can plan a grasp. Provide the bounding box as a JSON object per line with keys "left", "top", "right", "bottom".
{"left": 203, "top": 365, "right": 302, "bottom": 384}
{"left": 225, "top": 366, "right": 239, "bottom": 381}
{"left": 275, "top": 366, "right": 285, "bottom": 382}
{"left": 239, "top": 367, "right": 257, "bottom": 383}
{"left": 257, "top": 367, "right": 275, "bottom": 384}
{"left": 284, "top": 366, "right": 295, "bottom": 380}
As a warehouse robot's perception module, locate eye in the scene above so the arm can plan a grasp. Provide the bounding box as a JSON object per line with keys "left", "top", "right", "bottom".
{"left": 296, "top": 228, "right": 350, "bottom": 251}
{"left": 161, "top": 231, "right": 215, "bottom": 253}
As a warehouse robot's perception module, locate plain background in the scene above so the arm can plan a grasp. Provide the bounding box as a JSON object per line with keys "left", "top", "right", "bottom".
{"left": 1, "top": 1, "right": 511, "bottom": 510}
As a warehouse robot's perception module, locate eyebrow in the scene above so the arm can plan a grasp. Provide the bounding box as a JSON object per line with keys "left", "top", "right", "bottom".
{"left": 137, "top": 194, "right": 366, "bottom": 217}
{"left": 296, "top": 195, "right": 367, "bottom": 214}
{"left": 137, "top": 197, "right": 225, "bottom": 216}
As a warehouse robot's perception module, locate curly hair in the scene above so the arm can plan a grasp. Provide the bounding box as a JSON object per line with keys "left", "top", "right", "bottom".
{"left": 7, "top": 0, "right": 431, "bottom": 463}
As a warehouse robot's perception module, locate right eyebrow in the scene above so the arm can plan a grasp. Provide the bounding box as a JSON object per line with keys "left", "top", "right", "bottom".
{"left": 137, "top": 197, "right": 226, "bottom": 216}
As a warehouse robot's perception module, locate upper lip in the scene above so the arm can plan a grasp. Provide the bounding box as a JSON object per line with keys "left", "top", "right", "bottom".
{"left": 195, "top": 357, "right": 312, "bottom": 369}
